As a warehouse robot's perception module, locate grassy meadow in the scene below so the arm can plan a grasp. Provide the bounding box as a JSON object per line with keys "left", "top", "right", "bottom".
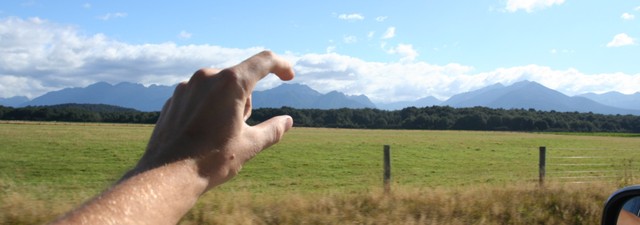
{"left": 1, "top": 121, "right": 639, "bottom": 224}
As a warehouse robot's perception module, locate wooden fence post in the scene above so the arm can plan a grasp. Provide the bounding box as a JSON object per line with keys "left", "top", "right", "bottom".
{"left": 539, "top": 146, "right": 546, "bottom": 187}
{"left": 383, "top": 145, "right": 391, "bottom": 193}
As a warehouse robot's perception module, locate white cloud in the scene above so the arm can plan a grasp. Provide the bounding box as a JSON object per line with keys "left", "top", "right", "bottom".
{"left": 382, "top": 27, "right": 396, "bottom": 39}
{"left": 622, "top": 13, "right": 635, "bottom": 20}
{"left": 375, "top": 16, "right": 388, "bottom": 22}
{"left": 82, "top": 3, "right": 91, "bottom": 9}
{"left": 325, "top": 45, "right": 336, "bottom": 53}
{"left": 338, "top": 13, "right": 364, "bottom": 21}
{"left": 606, "top": 33, "right": 636, "bottom": 47}
{"left": 367, "top": 31, "right": 375, "bottom": 39}
{"left": 289, "top": 55, "right": 640, "bottom": 103}
{"left": 98, "top": 12, "right": 127, "bottom": 21}
{"left": 635, "top": 6, "right": 640, "bottom": 11}
{"left": 343, "top": 35, "right": 357, "bottom": 44}
{"left": 0, "top": 17, "right": 264, "bottom": 98}
{"left": 1, "top": 17, "right": 639, "bottom": 104}
{"left": 505, "top": 0, "right": 565, "bottom": 13}
{"left": 473, "top": 65, "right": 640, "bottom": 96}
{"left": 550, "top": 48, "right": 573, "bottom": 54}
{"left": 0, "top": 75, "right": 49, "bottom": 99}
{"left": 178, "top": 30, "right": 192, "bottom": 39}
{"left": 386, "top": 44, "right": 419, "bottom": 62}
{"left": 290, "top": 53, "right": 474, "bottom": 101}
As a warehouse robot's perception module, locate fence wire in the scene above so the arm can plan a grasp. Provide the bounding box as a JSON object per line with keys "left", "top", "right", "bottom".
{"left": 544, "top": 147, "right": 638, "bottom": 184}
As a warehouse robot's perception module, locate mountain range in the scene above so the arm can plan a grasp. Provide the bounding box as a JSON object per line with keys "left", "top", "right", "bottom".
{"left": 1, "top": 80, "right": 639, "bottom": 115}
{"left": 440, "top": 81, "right": 640, "bottom": 115}
{"left": 252, "top": 83, "right": 376, "bottom": 109}
{"left": 578, "top": 91, "right": 640, "bottom": 111}
{"left": 19, "top": 82, "right": 176, "bottom": 112}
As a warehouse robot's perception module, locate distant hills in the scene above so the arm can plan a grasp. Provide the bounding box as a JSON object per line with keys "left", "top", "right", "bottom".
{"left": 377, "top": 96, "right": 443, "bottom": 110}
{"left": 578, "top": 91, "right": 640, "bottom": 111}
{"left": 252, "top": 83, "right": 376, "bottom": 109}
{"left": 22, "top": 82, "right": 175, "bottom": 112}
{"left": 1, "top": 80, "right": 639, "bottom": 115}
{"left": 0, "top": 96, "right": 29, "bottom": 108}
{"left": 441, "top": 81, "right": 640, "bottom": 115}
{"left": 2, "top": 82, "right": 376, "bottom": 111}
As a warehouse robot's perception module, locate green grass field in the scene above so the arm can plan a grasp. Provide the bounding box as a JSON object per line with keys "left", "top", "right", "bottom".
{"left": 1, "top": 122, "right": 639, "bottom": 224}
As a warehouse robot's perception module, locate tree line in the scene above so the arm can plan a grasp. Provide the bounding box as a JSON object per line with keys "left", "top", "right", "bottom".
{"left": 0, "top": 104, "right": 159, "bottom": 124}
{"left": 1, "top": 104, "right": 639, "bottom": 133}
{"left": 247, "top": 106, "right": 640, "bottom": 133}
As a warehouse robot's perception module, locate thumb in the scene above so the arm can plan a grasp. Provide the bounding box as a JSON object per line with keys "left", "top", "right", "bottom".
{"left": 246, "top": 115, "right": 293, "bottom": 153}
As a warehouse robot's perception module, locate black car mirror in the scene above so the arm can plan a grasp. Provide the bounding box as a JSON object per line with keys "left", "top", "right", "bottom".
{"left": 602, "top": 185, "right": 640, "bottom": 225}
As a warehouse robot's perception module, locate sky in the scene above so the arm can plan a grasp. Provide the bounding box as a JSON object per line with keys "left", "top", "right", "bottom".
{"left": 1, "top": 0, "right": 639, "bottom": 103}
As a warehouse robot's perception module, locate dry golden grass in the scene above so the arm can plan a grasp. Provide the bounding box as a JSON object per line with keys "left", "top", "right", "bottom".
{"left": 0, "top": 178, "right": 621, "bottom": 224}
{"left": 1, "top": 123, "right": 637, "bottom": 224}
{"left": 174, "top": 182, "right": 616, "bottom": 225}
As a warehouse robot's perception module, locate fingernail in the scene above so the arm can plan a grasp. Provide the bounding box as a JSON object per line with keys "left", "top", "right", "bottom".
{"left": 284, "top": 116, "right": 293, "bottom": 131}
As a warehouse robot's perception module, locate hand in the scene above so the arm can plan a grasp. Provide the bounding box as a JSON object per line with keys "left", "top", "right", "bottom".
{"left": 124, "top": 50, "right": 295, "bottom": 189}
{"left": 50, "top": 51, "right": 295, "bottom": 225}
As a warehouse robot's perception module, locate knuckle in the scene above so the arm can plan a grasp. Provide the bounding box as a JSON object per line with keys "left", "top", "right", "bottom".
{"left": 217, "top": 68, "right": 247, "bottom": 90}
{"left": 189, "top": 68, "right": 210, "bottom": 83}
{"left": 258, "top": 50, "right": 275, "bottom": 58}
{"left": 270, "top": 124, "right": 285, "bottom": 144}
{"left": 217, "top": 68, "right": 240, "bottom": 82}
{"left": 175, "top": 81, "right": 188, "bottom": 91}
{"left": 171, "top": 81, "right": 189, "bottom": 98}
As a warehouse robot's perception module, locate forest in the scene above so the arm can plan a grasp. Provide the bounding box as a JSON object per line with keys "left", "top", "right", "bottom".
{"left": 0, "top": 104, "right": 159, "bottom": 124}
{"left": 1, "top": 104, "right": 639, "bottom": 133}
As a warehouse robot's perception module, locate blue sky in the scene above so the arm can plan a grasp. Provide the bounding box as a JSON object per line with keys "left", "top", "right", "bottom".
{"left": 1, "top": 0, "right": 639, "bottom": 103}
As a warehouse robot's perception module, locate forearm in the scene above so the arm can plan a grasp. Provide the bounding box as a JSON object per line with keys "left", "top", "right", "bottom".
{"left": 50, "top": 159, "right": 208, "bottom": 225}
{"left": 49, "top": 51, "right": 294, "bottom": 224}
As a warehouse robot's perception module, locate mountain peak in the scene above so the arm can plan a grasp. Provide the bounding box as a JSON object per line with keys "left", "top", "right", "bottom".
{"left": 87, "top": 81, "right": 112, "bottom": 88}
{"left": 12, "top": 80, "right": 640, "bottom": 114}
{"left": 0, "top": 96, "right": 30, "bottom": 107}
{"left": 24, "top": 82, "right": 175, "bottom": 111}
{"left": 253, "top": 83, "right": 375, "bottom": 109}
{"left": 115, "top": 82, "right": 144, "bottom": 88}
{"left": 578, "top": 91, "right": 640, "bottom": 111}
{"left": 267, "top": 83, "right": 321, "bottom": 96}
{"left": 325, "top": 90, "right": 344, "bottom": 96}
{"left": 513, "top": 80, "right": 534, "bottom": 84}
{"left": 442, "top": 80, "right": 640, "bottom": 115}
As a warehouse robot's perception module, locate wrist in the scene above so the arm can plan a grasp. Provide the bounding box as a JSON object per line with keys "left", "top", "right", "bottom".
{"left": 123, "top": 158, "right": 209, "bottom": 222}
{"left": 54, "top": 159, "right": 209, "bottom": 225}
{"left": 145, "top": 158, "right": 208, "bottom": 195}
{"left": 119, "top": 158, "right": 210, "bottom": 202}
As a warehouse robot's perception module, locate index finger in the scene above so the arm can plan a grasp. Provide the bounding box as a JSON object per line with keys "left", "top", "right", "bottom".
{"left": 229, "top": 50, "right": 295, "bottom": 90}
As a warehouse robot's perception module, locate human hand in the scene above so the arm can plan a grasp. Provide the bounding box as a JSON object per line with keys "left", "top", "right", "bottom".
{"left": 49, "top": 51, "right": 295, "bottom": 225}
{"left": 125, "top": 50, "right": 295, "bottom": 189}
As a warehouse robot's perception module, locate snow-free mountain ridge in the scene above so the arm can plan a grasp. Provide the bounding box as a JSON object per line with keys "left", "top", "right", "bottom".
{"left": 2, "top": 81, "right": 639, "bottom": 115}
{"left": 442, "top": 81, "right": 640, "bottom": 115}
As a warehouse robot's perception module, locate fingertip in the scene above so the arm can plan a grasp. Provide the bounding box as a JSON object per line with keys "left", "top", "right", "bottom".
{"left": 249, "top": 115, "right": 294, "bottom": 151}
{"left": 275, "top": 63, "right": 295, "bottom": 81}
{"left": 284, "top": 115, "right": 294, "bottom": 132}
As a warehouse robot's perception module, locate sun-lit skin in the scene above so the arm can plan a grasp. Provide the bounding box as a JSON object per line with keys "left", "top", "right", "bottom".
{"left": 49, "top": 51, "right": 295, "bottom": 225}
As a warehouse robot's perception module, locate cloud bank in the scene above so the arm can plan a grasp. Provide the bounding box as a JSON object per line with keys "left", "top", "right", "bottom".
{"left": 1, "top": 17, "right": 639, "bottom": 103}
